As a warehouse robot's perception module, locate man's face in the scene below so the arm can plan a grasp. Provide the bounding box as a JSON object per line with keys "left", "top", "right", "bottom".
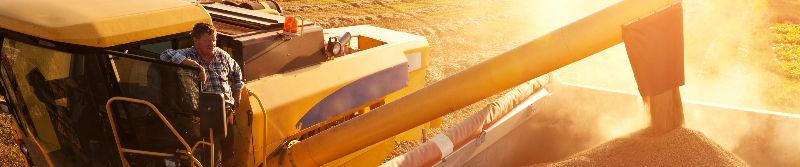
{"left": 193, "top": 33, "right": 217, "bottom": 57}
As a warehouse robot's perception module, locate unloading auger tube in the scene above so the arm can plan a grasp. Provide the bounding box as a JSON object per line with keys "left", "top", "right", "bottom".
{"left": 266, "top": 0, "right": 681, "bottom": 166}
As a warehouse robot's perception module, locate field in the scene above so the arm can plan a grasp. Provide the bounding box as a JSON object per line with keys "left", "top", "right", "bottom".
{"left": 757, "top": 0, "right": 800, "bottom": 113}
{"left": 0, "top": 112, "right": 25, "bottom": 167}
{"left": 3, "top": 0, "right": 800, "bottom": 166}
{"left": 768, "top": 23, "right": 800, "bottom": 111}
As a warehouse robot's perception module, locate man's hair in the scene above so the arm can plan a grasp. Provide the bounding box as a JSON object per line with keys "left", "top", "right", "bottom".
{"left": 191, "top": 22, "right": 216, "bottom": 39}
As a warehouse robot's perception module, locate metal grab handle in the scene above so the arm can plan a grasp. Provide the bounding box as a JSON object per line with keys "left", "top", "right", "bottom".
{"left": 247, "top": 90, "right": 266, "bottom": 116}
{"left": 105, "top": 97, "right": 203, "bottom": 167}
{"left": 191, "top": 141, "right": 213, "bottom": 158}
{"left": 190, "top": 128, "right": 214, "bottom": 167}
{"left": 247, "top": 89, "right": 269, "bottom": 161}
{"left": 296, "top": 16, "right": 304, "bottom": 35}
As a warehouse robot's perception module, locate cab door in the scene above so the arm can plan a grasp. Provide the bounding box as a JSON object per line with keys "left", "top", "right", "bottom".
{"left": 0, "top": 37, "right": 116, "bottom": 167}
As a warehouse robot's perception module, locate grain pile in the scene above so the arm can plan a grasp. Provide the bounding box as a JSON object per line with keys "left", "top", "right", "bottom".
{"left": 528, "top": 126, "right": 749, "bottom": 167}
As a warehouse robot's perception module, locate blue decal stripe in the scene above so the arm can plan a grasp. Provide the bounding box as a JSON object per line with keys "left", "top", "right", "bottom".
{"left": 296, "top": 62, "right": 409, "bottom": 129}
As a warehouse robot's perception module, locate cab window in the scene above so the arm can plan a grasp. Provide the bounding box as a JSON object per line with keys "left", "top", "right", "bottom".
{"left": 139, "top": 41, "right": 172, "bottom": 55}
{"left": 0, "top": 38, "right": 105, "bottom": 165}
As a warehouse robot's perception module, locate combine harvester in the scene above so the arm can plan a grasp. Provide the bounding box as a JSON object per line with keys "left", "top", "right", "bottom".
{"left": 1, "top": 0, "right": 435, "bottom": 166}
{"left": 1, "top": 0, "right": 798, "bottom": 167}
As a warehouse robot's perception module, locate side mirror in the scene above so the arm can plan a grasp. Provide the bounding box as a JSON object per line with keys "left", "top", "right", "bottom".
{"left": 199, "top": 92, "right": 226, "bottom": 139}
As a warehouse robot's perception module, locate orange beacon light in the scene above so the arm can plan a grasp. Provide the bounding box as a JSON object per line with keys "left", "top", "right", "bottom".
{"left": 283, "top": 16, "right": 304, "bottom": 36}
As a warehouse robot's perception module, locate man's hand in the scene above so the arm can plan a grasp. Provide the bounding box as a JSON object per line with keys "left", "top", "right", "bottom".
{"left": 226, "top": 111, "right": 235, "bottom": 125}
{"left": 232, "top": 89, "right": 241, "bottom": 109}
{"left": 180, "top": 59, "right": 206, "bottom": 83}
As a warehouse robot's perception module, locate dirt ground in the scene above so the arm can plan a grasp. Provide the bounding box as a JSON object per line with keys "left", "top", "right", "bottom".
{"left": 0, "top": 112, "right": 25, "bottom": 167}
{"left": 2, "top": 0, "right": 799, "bottom": 166}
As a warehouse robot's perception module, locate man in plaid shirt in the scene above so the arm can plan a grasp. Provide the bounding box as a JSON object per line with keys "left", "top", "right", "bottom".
{"left": 160, "top": 22, "right": 242, "bottom": 166}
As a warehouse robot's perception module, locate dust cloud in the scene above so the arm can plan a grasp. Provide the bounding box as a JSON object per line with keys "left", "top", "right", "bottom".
{"left": 418, "top": 0, "right": 800, "bottom": 165}
{"left": 408, "top": 0, "right": 800, "bottom": 165}
{"left": 538, "top": 0, "right": 800, "bottom": 166}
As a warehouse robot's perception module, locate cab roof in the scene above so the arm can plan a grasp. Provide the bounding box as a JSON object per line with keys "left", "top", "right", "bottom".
{"left": 0, "top": 0, "right": 212, "bottom": 48}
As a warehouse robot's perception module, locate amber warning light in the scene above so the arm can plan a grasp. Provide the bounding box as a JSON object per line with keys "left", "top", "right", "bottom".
{"left": 283, "top": 16, "right": 304, "bottom": 37}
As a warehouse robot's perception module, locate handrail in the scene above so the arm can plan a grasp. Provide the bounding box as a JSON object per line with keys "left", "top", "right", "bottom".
{"left": 191, "top": 141, "right": 213, "bottom": 156}
{"left": 120, "top": 148, "right": 174, "bottom": 157}
{"left": 247, "top": 89, "right": 269, "bottom": 162}
{"left": 209, "top": 128, "right": 213, "bottom": 166}
{"left": 104, "top": 50, "right": 202, "bottom": 71}
{"left": 190, "top": 129, "right": 215, "bottom": 167}
{"left": 105, "top": 97, "right": 204, "bottom": 167}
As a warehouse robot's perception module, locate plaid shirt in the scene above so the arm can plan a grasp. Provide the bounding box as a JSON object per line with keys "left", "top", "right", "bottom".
{"left": 161, "top": 47, "right": 244, "bottom": 105}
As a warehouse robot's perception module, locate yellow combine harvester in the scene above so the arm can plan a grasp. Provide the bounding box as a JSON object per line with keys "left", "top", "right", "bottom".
{"left": 0, "top": 0, "right": 437, "bottom": 166}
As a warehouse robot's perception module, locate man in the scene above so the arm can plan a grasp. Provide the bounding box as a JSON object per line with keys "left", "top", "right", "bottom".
{"left": 160, "top": 22, "right": 243, "bottom": 166}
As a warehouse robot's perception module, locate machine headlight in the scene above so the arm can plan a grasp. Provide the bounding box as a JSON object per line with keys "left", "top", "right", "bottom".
{"left": 327, "top": 37, "right": 343, "bottom": 56}
{"left": 326, "top": 32, "right": 352, "bottom": 59}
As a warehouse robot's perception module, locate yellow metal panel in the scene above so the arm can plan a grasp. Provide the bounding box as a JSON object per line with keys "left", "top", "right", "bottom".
{"left": 429, "top": 117, "right": 442, "bottom": 129}
{"left": 400, "top": 43, "right": 431, "bottom": 74}
{"left": 339, "top": 137, "right": 396, "bottom": 167}
{"left": 234, "top": 88, "right": 262, "bottom": 167}
{"left": 0, "top": 0, "right": 211, "bottom": 47}
{"left": 246, "top": 41, "right": 408, "bottom": 145}
{"left": 394, "top": 123, "right": 429, "bottom": 142}
{"left": 322, "top": 137, "right": 395, "bottom": 167}
{"left": 391, "top": 45, "right": 439, "bottom": 141}
{"left": 358, "top": 36, "right": 387, "bottom": 51}
{"left": 248, "top": 89, "right": 268, "bottom": 166}
{"left": 390, "top": 69, "right": 429, "bottom": 141}
{"left": 251, "top": 25, "right": 430, "bottom": 166}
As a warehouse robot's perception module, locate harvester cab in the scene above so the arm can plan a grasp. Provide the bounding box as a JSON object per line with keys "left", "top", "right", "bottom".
{"left": 0, "top": 0, "right": 433, "bottom": 167}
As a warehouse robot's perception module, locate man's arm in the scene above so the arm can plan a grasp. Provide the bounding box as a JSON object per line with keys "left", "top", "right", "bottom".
{"left": 223, "top": 49, "right": 245, "bottom": 109}
{"left": 232, "top": 89, "right": 241, "bottom": 109}
{"left": 160, "top": 49, "right": 188, "bottom": 64}
{"left": 161, "top": 49, "right": 206, "bottom": 82}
